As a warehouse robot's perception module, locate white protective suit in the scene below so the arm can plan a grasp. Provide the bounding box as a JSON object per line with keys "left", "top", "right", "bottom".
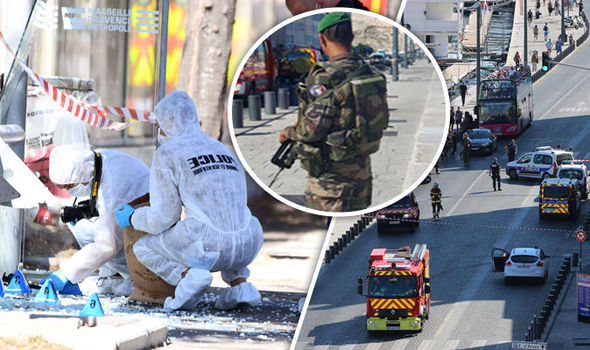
{"left": 49, "top": 146, "right": 150, "bottom": 285}
{"left": 131, "top": 90, "right": 263, "bottom": 310}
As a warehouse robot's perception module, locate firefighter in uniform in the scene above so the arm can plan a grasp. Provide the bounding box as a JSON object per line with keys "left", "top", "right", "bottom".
{"left": 489, "top": 157, "right": 502, "bottom": 191}
{"left": 430, "top": 183, "right": 442, "bottom": 218}
{"left": 279, "top": 12, "right": 389, "bottom": 212}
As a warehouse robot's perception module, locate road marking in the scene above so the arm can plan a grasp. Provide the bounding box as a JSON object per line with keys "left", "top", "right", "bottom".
{"left": 445, "top": 170, "right": 487, "bottom": 217}
{"left": 469, "top": 339, "right": 488, "bottom": 349}
{"left": 417, "top": 339, "right": 435, "bottom": 350}
{"left": 540, "top": 72, "right": 590, "bottom": 120}
{"left": 442, "top": 339, "right": 461, "bottom": 349}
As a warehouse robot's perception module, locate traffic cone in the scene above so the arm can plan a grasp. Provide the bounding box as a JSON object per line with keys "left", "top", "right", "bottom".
{"left": 60, "top": 281, "right": 82, "bottom": 296}
{"left": 33, "top": 279, "right": 59, "bottom": 304}
{"left": 79, "top": 292, "right": 105, "bottom": 317}
{"left": 5, "top": 270, "right": 31, "bottom": 295}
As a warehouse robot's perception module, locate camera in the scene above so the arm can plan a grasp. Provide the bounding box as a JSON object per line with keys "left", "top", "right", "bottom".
{"left": 60, "top": 200, "right": 99, "bottom": 223}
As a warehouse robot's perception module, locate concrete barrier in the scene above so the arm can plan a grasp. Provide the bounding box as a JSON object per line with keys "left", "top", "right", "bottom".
{"left": 278, "top": 88, "right": 289, "bottom": 109}
{"left": 264, "top": 91, "right": 276, "bottom": 115}
{"left": 324, "top": 216, "right": 375, "bottom": 264}
{"left": 232, "top": 99, "right": 244, "bottom": 128}
{"left": 247, "top": 95, "right": 261, "bottom": 121}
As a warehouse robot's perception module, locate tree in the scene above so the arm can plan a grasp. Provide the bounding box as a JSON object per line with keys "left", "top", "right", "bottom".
{"left": 177, "top": 0, "right": 236, "bottom": 140}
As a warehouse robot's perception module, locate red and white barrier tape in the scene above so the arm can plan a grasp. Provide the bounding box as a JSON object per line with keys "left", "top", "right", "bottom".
{"left": 0, "top": 32, "right": 154, "bottom": 130}
{"left": 394, "top": 217, "right": 576, "bottom": 235}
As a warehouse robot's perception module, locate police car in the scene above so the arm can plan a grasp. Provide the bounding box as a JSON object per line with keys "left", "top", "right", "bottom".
{"left": 556, "top": 160, "right": 589, "bottom": 199}
{"left": 505, "top": 146, "right": 574, "bottom": 180}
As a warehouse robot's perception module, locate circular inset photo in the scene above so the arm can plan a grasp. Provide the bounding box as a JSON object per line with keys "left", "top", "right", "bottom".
{"left": 229, "top": 8, "right": 449, "bottom": 216}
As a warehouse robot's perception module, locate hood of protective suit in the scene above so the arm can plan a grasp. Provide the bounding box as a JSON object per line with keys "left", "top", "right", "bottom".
{"left": 49, "top": 144, "right": 94, "bottom": 185}
{"left": 155, "top": 90, "right": 204, "bottom": 138}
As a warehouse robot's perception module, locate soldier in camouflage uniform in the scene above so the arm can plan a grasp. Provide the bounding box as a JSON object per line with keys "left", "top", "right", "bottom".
{"left": 279, "top": 12, "right": 389, "bottom": 212}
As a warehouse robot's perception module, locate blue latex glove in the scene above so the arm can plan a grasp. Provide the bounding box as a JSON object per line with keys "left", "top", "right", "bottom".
{"left": 70, "top": 218, "right": 78, "bottom": 226}
{"left": 41, "top": 270, "right": 69, "bottom": 292}
{"left": 116, "top": 203, "right": 135, "bottom": 228}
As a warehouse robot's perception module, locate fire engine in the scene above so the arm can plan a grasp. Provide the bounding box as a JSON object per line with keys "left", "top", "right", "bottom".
{"left": 357, "top": 244, "right": 431, "bottom": 332}
{"left": 234, "top": 39, "right": 277, "bottom": 99}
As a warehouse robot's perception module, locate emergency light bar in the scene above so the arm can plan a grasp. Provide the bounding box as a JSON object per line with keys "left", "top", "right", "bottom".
{"left": 535, "top": 146, "right": 552, "bottom": 151}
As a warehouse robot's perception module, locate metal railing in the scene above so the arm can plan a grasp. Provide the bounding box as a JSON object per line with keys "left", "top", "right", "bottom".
{"left": 524, "top": 256, "right": 571, "bottom": 341}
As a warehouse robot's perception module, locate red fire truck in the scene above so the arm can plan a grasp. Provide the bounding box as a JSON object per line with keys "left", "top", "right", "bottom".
{"left": 234, "top": 39, "right": 277, "bottom": 99}
{"left": 357, "top": 244, "right": 431, "bottom": 332}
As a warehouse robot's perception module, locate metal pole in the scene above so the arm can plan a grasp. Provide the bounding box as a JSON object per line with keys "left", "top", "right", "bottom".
{"left": 476, "top": 2, "right": 481, "bottom": 107}
{"left": 393, "top": 26, "right": 399, "bottom": 81}
{"left": 155, "top": 0, "right": 169, "bottom": 147}
{"left": 156, "top": 0, "right": 169, "bottom": 102}
{"left": 404, "top": 34, "right": 409, "bottom": 68}
{"left": 580, "top": 241, "right": 583, "bottom": 269}
{"left": 522, "top": 0, "right": 529, "bottom": 66}
{"left": 561, "top": 0, "right": 566, "bottom": 42}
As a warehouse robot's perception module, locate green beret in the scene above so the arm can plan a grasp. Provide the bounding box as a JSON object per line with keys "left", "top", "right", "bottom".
{"left": 317, "top": 12, "right": 351, "bottom": 33}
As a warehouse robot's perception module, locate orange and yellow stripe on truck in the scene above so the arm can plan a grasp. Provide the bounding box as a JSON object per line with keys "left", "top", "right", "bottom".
{"left": 373, "top": 271, "right": 412, "bottom": 276}
{"left": 370, "top": 298, "right": 416, "bottom": 310}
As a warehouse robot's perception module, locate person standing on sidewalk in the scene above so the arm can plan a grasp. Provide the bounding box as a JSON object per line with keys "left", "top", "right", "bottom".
{"left": 534, "top": 25, "right": 539, "bottom": 40}
{"left": 279, "top": 12, "right": 388, "bottom": 212}
{"left": 544, "top": 23, "right": 550, "bottom": 41}
{"left": 546, "top": 38, "right": 553, "bottom": 55}
{"left": 455, "top": 107, "right": 463, "bottom": 130}
{"left": 556, "top": 0, "right": 561, "bottom": 15}
{"left": 514, "top": 51, "right": 521, "bottom": 67}
{"left": 531, "top": 51, "right": 539, "bottom": 71}
{"left": 450, "top": 106, "right": 455, "bottom": 131}
{"left": 548, "top": 0, "right": 554, "bottom": 15}
{"left": 459, "top": 81, "right": 468, "bottom": 106}
{"left": 430, "top": 183, "right": 443, "bottom": 219}
{"left": 528, "top": 9, "right": 533, "bottom": 24}
{"left": 556, "top": 38, "right": 563, "bottom": 55}
{"left": 489, "top": 157, "right": 502, "bottom": 191}
{"left": 505, "top": 139, "right": 518, "bottom": 162}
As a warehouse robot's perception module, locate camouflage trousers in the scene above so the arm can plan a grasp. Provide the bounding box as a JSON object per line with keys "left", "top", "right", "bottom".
{"left": 305, "top": 176, "right": 372, "bottom": 212}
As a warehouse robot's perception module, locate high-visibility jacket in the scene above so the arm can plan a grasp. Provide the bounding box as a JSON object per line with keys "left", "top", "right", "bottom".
{"left": 430, "top": 188, "right": 442, "bottom": 203}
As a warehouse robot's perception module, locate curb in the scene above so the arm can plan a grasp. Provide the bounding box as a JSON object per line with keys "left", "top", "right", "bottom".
{"left": 524, "top": 255, "right": 572, "bottom": 341}
{"left": 323, "top": 215, "right": 374, "bottom": 264}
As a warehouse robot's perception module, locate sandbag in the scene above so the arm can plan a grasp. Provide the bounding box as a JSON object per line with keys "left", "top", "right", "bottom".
{"left": 124, "top": 195, "right": 175, "bottom": 305}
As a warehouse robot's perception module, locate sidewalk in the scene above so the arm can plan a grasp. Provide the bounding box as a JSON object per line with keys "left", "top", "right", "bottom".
{"left": 449, "top": 0, "right": 586, "bottom": 110}
{"left": 545, "top": 262, "right": 590, "bottom": 349}
{"left": 234, "top": 58, "right": 446, "bottom": 209}
{"left": 506, "top": 0, "right": 585, "bottom": 68}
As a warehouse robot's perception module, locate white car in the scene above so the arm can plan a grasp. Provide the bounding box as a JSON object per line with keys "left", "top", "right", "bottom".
{"left": 506, "top": 146, "right": 574, "bottom": 180}
{"left": 557, "top": 160, "right": 589, "bottom": 199}
{"left": 502, "top": 248, "right": 549, "bottom": 283}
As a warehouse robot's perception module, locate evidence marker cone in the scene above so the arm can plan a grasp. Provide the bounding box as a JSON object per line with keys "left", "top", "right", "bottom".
{"left": 5, "top": 270, "right": 31, "bottom": 295}
{"left": 33, "top": 279, "right": 60, "bottom": 304}
{"left": 80, "top": 292, "right": 105, "bottom": 317}
{"left": 60, "top": 281, "right": 82, "bottom": 296}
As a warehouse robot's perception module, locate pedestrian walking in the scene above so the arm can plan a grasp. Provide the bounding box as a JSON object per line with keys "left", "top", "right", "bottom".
{"left": 531, "top": 51, "right": 539, "bottom": 71}
{"left": 505, "top": 139, "right": 518, "bottom": 162}
{"left": 514, "top": 51, "right": 521, "bottom": 67}
{"left": 461, "top": 132, "right": 472, "bottom": 167}
{"left": 450, "top": 106, "right": 455, "bottom": 131}
{"left": 543, "top": 23, "right": 549, "bottom": 41}
{"left": 459, "top": 81, "right": 468, "bottom": 106}
{"left": 528, "top": 9, "right": 533, "bottom": 24}
{"left": 556, "top": 38, "right": 563, "bottom": 55}
{"left": 455, "top": 107, "right": 463, "bottom": 130}
{"left": 546, "top": 38, "right": 553, "bottom": 55}
{"left": 537, "top": 0, "right": 541, "bottom": 10}
{"left": 556, "top": 0, "right": 561, "bottom": 14}
{"left": 430, "top": 183, "right": 443, "bottom": 219}
{"left": 548, "top": 0, "right": 554, "bottom": 15}
{"left": 534, "top": 25, "right": 539, "bottom": 40}
{"left": 489, "top": 157, "right": 502, "bottom": 191}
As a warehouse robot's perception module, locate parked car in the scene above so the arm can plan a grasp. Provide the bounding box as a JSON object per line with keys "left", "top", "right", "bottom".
{"left": 468, "top": 128, "right": 497, "bottom": 155}
{"left": 492, "top": 247, "right": 549, "bottom": 283}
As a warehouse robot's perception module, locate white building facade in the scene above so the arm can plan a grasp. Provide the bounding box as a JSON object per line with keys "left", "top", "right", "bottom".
{"left": 404, "top": 0, "right": 462, "bottom": 59}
